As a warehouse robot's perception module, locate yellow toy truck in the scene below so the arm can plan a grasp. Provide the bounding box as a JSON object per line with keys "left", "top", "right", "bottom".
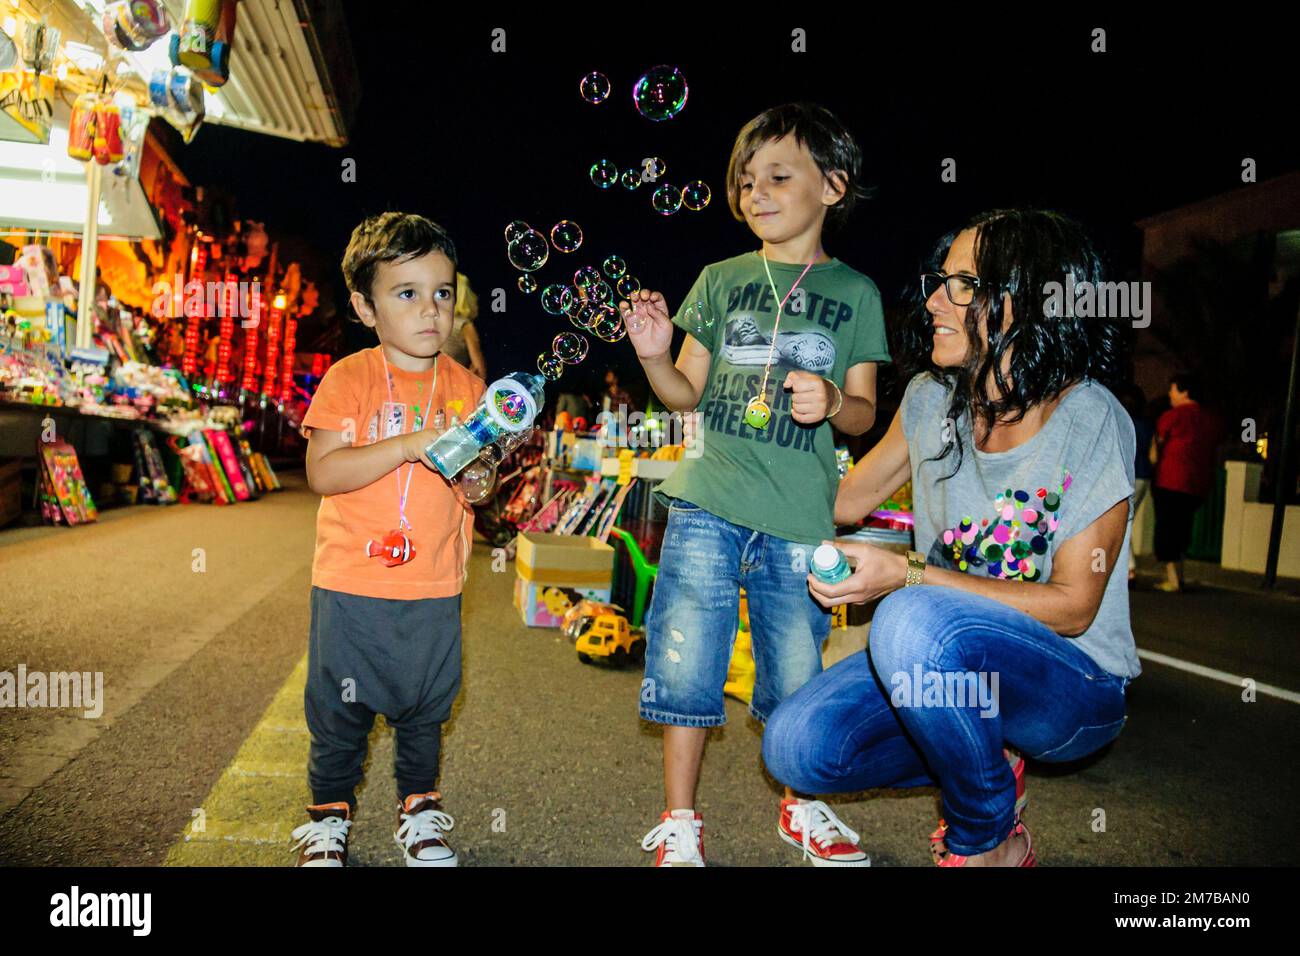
{"left": 575, "top": 611, "right": 646, "bottom": 666}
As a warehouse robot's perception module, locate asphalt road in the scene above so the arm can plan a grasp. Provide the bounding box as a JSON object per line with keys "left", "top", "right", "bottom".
{"left": 1, "top": 471, "right": 1296, "bottom": 866}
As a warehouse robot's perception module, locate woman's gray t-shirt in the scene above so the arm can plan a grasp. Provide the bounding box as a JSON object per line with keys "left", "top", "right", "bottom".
{"left": 900, "top": 374, "right": 1141, "bottom": 678}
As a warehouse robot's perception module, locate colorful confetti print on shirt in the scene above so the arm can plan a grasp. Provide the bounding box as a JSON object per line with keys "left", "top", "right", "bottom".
{"left": 929, "top": 470, "right": 1073, "bottom": 582}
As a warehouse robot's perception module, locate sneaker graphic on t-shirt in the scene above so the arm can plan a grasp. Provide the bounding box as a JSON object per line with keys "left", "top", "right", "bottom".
{"left": 721, "top": 316, "right": 837, "bottom": 373}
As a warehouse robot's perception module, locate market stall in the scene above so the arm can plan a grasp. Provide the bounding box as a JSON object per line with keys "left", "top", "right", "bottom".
{"left": 0, "top": 0, "right": 353, "bottom": 526}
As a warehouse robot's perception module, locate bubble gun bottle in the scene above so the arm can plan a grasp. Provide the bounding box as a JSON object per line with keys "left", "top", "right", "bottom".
{"left": 811, "top": 544, "right": 851, "bottom": 584}
{"left": 424, "top": 372, "right": 545, "bottom": 478}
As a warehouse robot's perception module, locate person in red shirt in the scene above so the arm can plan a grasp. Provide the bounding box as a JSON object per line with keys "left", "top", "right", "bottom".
{"left": 1151, "top": 372, "right": 1220, "bottom": 592}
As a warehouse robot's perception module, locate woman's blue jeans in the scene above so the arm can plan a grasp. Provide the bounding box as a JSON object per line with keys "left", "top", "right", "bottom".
{"left": 762, "top": 586, "right": 1131, "bottom": 856}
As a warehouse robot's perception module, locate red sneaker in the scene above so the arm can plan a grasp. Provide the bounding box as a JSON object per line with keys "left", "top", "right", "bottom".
{"left": 938, "top": 820, "right": 1036, "bottom": 867}
{"left": 640, "top": 810, "right": 705, "bottom": 867}
{"left": 930, "top": 749, "right": 1027, "bottom": 864}
{"left": 779, "top": 798, "right": 871, "bottom": 867}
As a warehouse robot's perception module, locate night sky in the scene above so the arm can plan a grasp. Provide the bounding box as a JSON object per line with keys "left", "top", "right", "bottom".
{"left": 177, "top": 11, "right": 1298, "bottom": 402}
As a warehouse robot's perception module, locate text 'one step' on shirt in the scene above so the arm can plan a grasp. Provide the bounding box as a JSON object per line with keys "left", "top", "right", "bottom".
{"left": 654, "top": 252, "right": 890, "bottom": 544}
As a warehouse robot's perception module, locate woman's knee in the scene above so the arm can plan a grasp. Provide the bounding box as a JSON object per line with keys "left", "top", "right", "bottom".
{"left": 868, "top": 587, "right": 953, "bottom": 677}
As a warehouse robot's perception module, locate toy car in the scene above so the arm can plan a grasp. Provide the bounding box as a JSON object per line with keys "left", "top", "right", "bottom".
{"left": 575, "top": 612, "right": 645, "bottom": 666}
{"left": 561, "top": 599, "right": 623, "bottom": 642}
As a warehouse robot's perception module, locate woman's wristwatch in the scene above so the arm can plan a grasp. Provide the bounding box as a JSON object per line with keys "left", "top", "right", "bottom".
{"left": 905, "top": 550, "right": 926, "bottom": 587}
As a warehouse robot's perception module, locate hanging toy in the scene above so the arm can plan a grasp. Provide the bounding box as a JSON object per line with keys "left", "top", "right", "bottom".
{"left": 92, "top": 98, "right": 125, "bottom": 165}
{"left": 19, "top": 20, "right": 60, "bottom": 75}
{"left": 102, "top": 1, "right": 171, "bottom": 52}
{"left": 67, "top": 92, "right": 98, "bottom": 162}
{"left": 171, "top": 0, "right": 239, "bottom": 87}
{"left": 365, "top": 529, "right": 416, "bottom": 568}
{"left": 743, "top": 397, "right": 772, "bottom": 429}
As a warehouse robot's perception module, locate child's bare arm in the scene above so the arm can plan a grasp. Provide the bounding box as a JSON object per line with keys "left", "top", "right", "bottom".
{"left": 621, "top": 289, "right": 710, "bottom": 412}
{"left": 828, "top": 361, "right": 879, "bottom": 436}
{"left": 306, "top": 427, "right": 441, "bottom": 496}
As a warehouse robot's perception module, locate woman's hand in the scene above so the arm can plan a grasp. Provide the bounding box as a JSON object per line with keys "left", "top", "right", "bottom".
{"left": 619, "top": 289, "right": 673, "bottom": 361}
{"left": 806, "top": 540, "right": 908, "bottom": 608}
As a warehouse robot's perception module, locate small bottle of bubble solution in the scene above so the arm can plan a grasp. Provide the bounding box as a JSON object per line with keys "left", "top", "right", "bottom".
{"left": 811, "top": 544, "right": 851, "bottom": 584}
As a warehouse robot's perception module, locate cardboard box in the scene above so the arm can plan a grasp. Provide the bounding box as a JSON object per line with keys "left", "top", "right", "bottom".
{"left": 514, "top": 532, "right": 615, "bottom": 627}
{"left": 516, "top": 532, "right": 614, "bottom": 586}
{"left": 514, "top": 576, "right": 612, "bottom": 628}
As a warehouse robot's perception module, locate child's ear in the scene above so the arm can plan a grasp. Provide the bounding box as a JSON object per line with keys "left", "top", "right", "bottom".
{"left": 823, "top": 170, "right": 848, "bottom": 207}
{"left": 350, "top": 290, "right": 377, "bottom": 327}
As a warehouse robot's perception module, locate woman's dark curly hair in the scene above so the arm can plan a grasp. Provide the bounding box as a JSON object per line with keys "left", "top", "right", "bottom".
{"left": 896, "top": 208, "right": 1128, "bottom": 477}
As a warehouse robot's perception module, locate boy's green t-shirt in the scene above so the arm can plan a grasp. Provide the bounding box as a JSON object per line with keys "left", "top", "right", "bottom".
{"left": 655, "top": 252, "right": 890, "bottom": 543}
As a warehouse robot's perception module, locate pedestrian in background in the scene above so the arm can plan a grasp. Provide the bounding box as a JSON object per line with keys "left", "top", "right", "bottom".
{"left": 440, "top": 272, "right": 488, "bottom": 381}
{"left": 1151, "top": 372, "right": 1220, "bottom": 593}
{"left": 1122, "top": 384, "right": 1154, "bottom": 582}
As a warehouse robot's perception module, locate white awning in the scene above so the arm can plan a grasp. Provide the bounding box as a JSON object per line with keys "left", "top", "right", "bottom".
{"left": 70, "top": 0, "right": 349, "bottom": 146}
{"left": 0, "top": 100, "right": 161, "bottom": 240}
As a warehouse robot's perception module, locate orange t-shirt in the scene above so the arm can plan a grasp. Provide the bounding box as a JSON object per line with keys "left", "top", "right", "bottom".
{"left": 303, "top": 345, "right": 486, "bottom": 600}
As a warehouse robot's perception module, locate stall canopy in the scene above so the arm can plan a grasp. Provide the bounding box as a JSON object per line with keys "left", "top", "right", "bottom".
{"left": 0, "top": 99, "right": 162, "bottom": 240}
{"left": 29, "top": 0, "right": 356, "bottom": 146}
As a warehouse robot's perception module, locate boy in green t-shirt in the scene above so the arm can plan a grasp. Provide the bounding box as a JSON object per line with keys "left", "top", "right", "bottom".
{"left": 622, "top": 103, "right": 890, "bottom": 866}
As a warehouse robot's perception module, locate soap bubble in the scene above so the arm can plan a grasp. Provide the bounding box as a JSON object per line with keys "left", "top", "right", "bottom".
{"left": 633, "top": 66, "right": 688, "bottom": 121}
{"left": 619, "top": 168, "right": 643, "bottom": 190}
{"left": 602, "top": 256, "right": 626, "bottom": 279}
{"left": 643, "top": 157, "right": 666, "bottom": 180}
{"left": 587, "top": 280, "right": 613, "bottom": 304}
{"left": 682, "top": 300, "right": 713, "bottom": 335}
{"left": 553, "top": 331, "right": 589, "bottom": 364}
{"left": 540, "top": 284, "right": 573, "bottom": 316}
{"left": 507, "top": 229, "right": 549, "bottom": 271}
{"left": 573, "top": 265, "right": 602, "bottom": 289}
{"left": 616, "top": 275, "right": 641, "bottom": 298}
{"left": 517, "top": 274, "right": 538, "bottom": 294}
{"left": 550, "top": 220, "right": 583, "bottom": 253}
{"left": 652, "top": 184, "right": 682, "bottom": 215}
{"left": 576, "top": 302, "right": 608, "bottom": 331}
{"left": 504, "top": 220, "right": 530, "bottom": 244}
{"left": 479, "top": 442, "right": 506, "bottom": 467}
{"left": 590, "top": 159, "right": 619, "bottom": 189}
{"left": 593, "top": 309, "right": 627, "bottom": 342}
{"left": 681, "top": 180, "right": 711, "bottom": 211}
{"left": 457, "top": 458, "right": 497, "bottom": 504}
{"left": 625, "top": 301, "right": 650, "bottom": 334}
{"left": 537, "top": 352, "right": 564, "bottom": 380}
{"left": 579, "top": 71, "right": 610, "bottom": 104}
{"left": 564, "top": 288, "right": 586, "bottom": 318}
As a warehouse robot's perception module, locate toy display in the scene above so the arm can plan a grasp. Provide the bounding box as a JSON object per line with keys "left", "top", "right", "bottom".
{"left": 131, "top": 430, "right": 177, "bottom": 504}
{"left": 36, "top": 439, "right": 98, "bottom": 526}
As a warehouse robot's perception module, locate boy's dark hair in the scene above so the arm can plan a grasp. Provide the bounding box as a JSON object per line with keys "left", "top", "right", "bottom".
{"left": 726, "top": 103, "right": 868, "bottom": 230}
{"left": 1170, "top": 371, "right": 1202, "bottom": 401}
{"left": 342, "top": 212, "right": 457, "bottom": 309}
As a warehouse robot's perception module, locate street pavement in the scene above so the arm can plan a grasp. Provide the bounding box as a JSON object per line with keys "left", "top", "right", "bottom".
{"left": 1, "top": 471, "right": 1296, "bottom": 866}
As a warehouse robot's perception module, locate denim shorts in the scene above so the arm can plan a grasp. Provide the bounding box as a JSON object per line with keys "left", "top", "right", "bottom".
{"left": 639, "top": 499, "right": 832, "bottom": 727}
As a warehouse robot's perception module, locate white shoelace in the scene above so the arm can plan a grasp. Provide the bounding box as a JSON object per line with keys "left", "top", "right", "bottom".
{"left": 291, "top": 815, "right": 351, "bottom": 858}
{"left": 789, "top": 801, "right": 860, "bottom": 858}
{"left": 641, "top": 817, "right": 703, "bottom": 865}
{"left": 396, "top": 806, "right": 455, "bottom": 852}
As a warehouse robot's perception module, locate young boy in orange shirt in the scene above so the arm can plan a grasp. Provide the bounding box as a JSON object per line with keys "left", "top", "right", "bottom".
{"left": 291, "top": 212, "right": 485, "bottom": 867}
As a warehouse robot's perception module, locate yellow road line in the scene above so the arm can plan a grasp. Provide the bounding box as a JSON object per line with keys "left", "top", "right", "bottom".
{"left": 165, "top": 654, "right": 311, "bottom": 867}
